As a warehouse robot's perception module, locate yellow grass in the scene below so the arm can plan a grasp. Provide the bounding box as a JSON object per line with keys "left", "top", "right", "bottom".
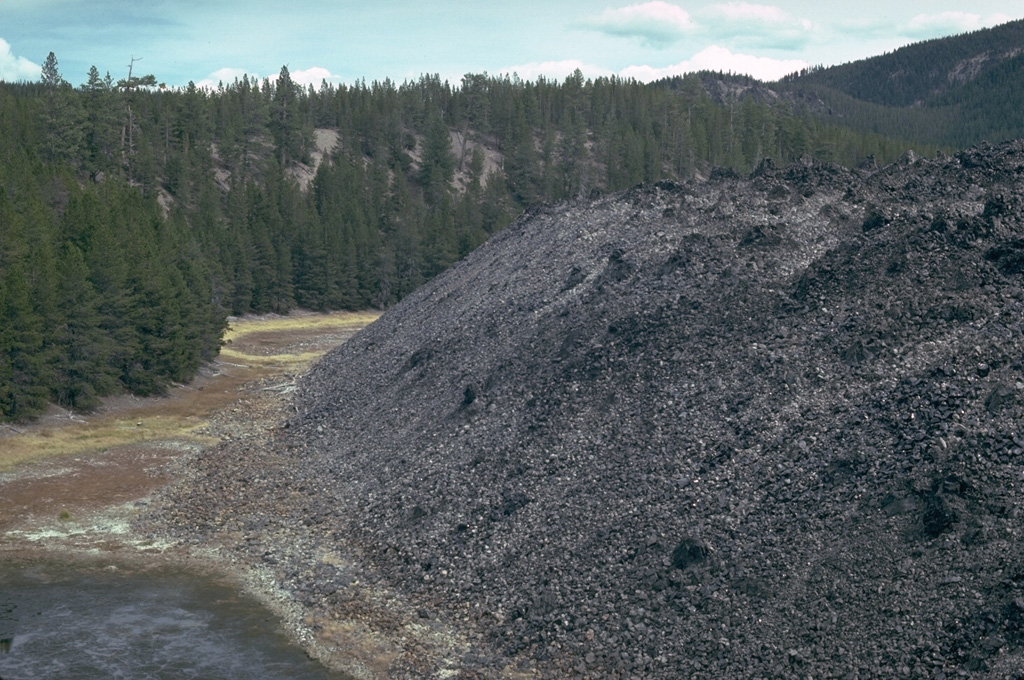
{"left": 218, "top": 347, "right": 326, "bottom": 367}
{"left": 0, "top": 310, "right": 380, "bottom": 471}
{"left": 222, "top": 310, "right": 380, "bottom": 343}
{"left": 0, "top": 416, "right": 219, "bottom": 469}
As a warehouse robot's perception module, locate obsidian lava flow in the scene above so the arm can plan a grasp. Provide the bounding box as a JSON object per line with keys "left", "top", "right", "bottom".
{"left": 186, "top": 142, "right": 1024, "bottom": 678}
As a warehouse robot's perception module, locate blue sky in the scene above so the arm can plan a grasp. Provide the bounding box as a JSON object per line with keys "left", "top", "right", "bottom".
{"left": 1, "top": 1, "right": 1021, "bottom": 88}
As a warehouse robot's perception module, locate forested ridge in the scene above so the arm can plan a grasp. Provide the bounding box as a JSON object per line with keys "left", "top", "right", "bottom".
{"left": 778, "top": 18, "right": 1024, "bottom": 148}
{"left": 3, "top": 23, "right": 1017, "bottom": 421}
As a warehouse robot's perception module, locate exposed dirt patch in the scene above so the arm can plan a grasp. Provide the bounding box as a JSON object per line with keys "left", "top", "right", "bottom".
{"left": 290, "top": 128, "right": 340, "bottom": 190}
{"left": 0, "top": 444, "right": 181, "bottom": 533}
{"left": 0, "top": 310, "right": 376, "bottom": 554}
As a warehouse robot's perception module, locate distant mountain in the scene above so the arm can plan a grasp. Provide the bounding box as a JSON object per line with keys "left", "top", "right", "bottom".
{"left": 773, "top": 19, "right": 1024, "bottom": 147}
{"left": 789, "top": 19, "right": 1024, "bottom": 107}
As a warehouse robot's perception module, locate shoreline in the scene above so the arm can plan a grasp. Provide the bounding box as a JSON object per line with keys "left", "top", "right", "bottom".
{"left": 0, "top": 311, "right": 404, "bottom": 678}
{"left": 132, "top": 374, "right": 524, "bottom": 679}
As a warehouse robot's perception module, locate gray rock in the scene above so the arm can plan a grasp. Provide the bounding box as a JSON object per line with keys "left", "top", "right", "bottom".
{"left": 157, "top": 141, "right": 1024, "bottom": 678}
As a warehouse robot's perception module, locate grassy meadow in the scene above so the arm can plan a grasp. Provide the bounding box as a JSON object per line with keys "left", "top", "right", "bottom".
{"left": 0, "top": 311, "right": 379, "bottom": 471}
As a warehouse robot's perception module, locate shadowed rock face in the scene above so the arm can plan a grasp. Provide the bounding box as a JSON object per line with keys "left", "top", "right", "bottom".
{"left": 185, "top": 141, "right": 1024, "bottom": 677}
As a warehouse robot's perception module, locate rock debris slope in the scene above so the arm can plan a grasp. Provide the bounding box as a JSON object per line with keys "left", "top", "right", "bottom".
{"left": 171, "top": 142, "right": 1024, "bottom": 678}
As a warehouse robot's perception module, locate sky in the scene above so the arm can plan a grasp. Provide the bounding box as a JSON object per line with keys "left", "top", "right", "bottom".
{"left": 0, "top": 1, "right": 1021, "bottom": 89}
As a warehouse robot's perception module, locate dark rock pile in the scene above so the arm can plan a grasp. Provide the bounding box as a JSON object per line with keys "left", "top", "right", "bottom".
{"left": 160, "top": 141, "right": 1024, "bottom": 678}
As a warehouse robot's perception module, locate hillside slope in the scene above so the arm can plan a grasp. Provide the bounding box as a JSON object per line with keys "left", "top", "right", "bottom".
{"left": 159, "top": 141, "right": 1024, "bottom": 678}
{"left": 789, "top": 18, "right": 1024, "bottom": 108}
{"left": 775, "top": 19, "right": 1024, "bottom": 147}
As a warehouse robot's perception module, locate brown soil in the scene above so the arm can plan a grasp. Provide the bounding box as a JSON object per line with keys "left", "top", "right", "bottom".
{"left": 0, "top": 444, "right": 180, "bottom": 533}
{"left": 0, "top": 310, "right": 377, "bottom": 556}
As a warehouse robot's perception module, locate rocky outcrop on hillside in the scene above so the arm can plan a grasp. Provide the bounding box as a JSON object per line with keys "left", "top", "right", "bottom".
{"left": 156, "top": 141, "right": 1024, "bottom": 678}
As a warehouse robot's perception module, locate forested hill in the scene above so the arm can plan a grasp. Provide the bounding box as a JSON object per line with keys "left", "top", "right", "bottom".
{"left": 0, "top": 27, "right": 1012, "bottom": 421}
{"left": 777, "top": 19, "right": 1024, "bottom": 147}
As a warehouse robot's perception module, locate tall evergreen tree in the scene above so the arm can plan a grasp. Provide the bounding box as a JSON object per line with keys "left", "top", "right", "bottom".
{"left": 51, "top": 242, "right": 115, "bottom": 410}
{"left": 271, "top": 66, "right": 303, "bottom": 166}
{"left": 82, "top": 65, "right": 121, "bottom": 175}
{"left": 39, "top": 52, "right": 84, "bottom": 166}
{"left": 0, "top": 265, "right": 50, "bottom": 420}
{"left": 420, "top": 110, "right": 455, "bottom": 202}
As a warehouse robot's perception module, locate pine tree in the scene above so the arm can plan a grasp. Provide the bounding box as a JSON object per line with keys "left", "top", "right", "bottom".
{"left": 559, "top": 112, "right": 589, "bottom": 198}
{"left": 39, "top": 52, "right": 84, "bottom": 166}
{"left": 51, "top": 242, "right": 116, "bottom": 410}
{"left": 271, "top": 66, "right": 303, "bottom": 166}
{"left": 82, "top": 65, "right": 121, "bottom": 176}
{"left": 117, "top": 56, "right": 157, "bottom": 182}
{"left": 419, "top": 110, "right": 455, "bottom": 203}
{"left": 0, "top": 265, "right": 50, "bottom": 420}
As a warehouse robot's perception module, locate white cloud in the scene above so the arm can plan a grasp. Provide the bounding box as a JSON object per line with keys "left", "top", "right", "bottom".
{"left": 579, "top": 2, "right": 696, "bottom": 48}
{"left": 500, "top": 60, "right": 614, "bottom": 83}
{"left": 701, "top": 3, "right": 816, "bottom": 50}
{"left": 194, "top": 66, "right": 343, "bottom": 90}
{"left": 195, "top": 67, "right": 261, "bottom": 89}
{"left": 904, "top": 11, "right": 1014, "bottom": 38}
{"left": 0, "top": 38, "right": 41, "bottom": 83}
{"left": 289, "top": 66, "right": 344, "bottom": 87}
{"left": 620, "top": 45, "right": 807, "bottom": 82}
